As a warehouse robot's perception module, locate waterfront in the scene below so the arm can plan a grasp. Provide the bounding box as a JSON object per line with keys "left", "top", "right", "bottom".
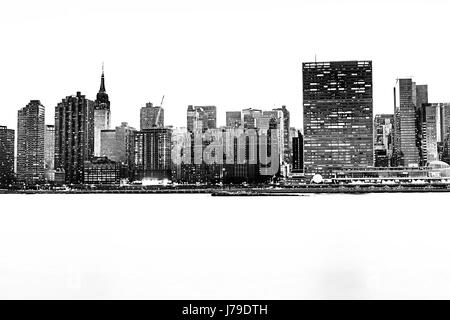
{"left": 2, "top": 183, "right": 450, "bottom": 195}
{"left": 1, "top": 193, "right": 450, "bottom": 299}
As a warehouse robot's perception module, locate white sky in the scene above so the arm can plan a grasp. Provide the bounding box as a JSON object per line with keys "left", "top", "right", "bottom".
{"left": 1, "top": 0, "right": 449, "bottom": 130}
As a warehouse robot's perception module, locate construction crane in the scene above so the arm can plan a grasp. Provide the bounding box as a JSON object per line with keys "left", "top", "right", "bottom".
{"left": 155, "top": 95, "right": 165, "bottom": 127}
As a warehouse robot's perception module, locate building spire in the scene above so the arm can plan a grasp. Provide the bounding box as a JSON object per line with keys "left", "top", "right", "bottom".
{"left": 99, "top": 62, "right": 106, "bottom": 92}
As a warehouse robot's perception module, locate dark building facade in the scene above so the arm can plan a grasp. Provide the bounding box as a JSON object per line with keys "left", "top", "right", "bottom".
{"left": 0, "top": 126, "right": 15, "bottom": 185}
{"left": 84, "top": 156, "right": 121, "bottom": 185}
{"left": 131, "top": 128, "right": 172, "bottom": 181}
{"left": 393, "top": 79, "right": 422, "bottom": 167}
{"left": 17, "top": 100, "right": 46, "bottom": 184}
{"left": 292, "top": 130, "right": 304, "bottom": 173}
{"left": 171, "top": 128, "right": 269, "bottom": 184}
{"left": 55, "top": 92, "right": 95, "bottom": 184}
{"left": 303, "top": 60, "right": 374, "bottom": 177}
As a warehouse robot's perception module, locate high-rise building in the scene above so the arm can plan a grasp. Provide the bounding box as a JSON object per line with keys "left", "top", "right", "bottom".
{"left": 44, "top": 124, "right": 55, "bottom": 180}
{"left": 17, "top": 100, "right": 45, "bottom": 183}
{"left": 93, "top": 65, "right": 111, "bottom": 156}
{"left": 415, "top": 84, "right": 429, "bottom": 166}
{"left": 187, "top": 105, "right": 217, "bottom": 132}
{"left": 100, "top": 122, "right": 136, "bottom": 165}
{"left": 171, "top": 127, "right": 264, "bottom": 184}
{"left": 441, "top": 104, "right": 450, "bottom": 164}
{"left": 261, "top": 109, "right": 284, "bottom": 171}
{"left": 273, "top": 105, "right": 291, "bottom": 164}
{"left": 421, "top": 104, "right": 440, "bottom": 163}
{"left": 303, "top": 60, "right": 373, "bottom": 177}
{"left": 242, "top": 108, "right": 262, "bottom": 129}
{"left": 131, "top": 128, "right": 172, "bottom": 181}
{"left": 225, "top": 111, "right": 242, "bottom": 128}
{"left": 415, "top": 85, "right": 429, "bottom": 110}
{"left": 140, "top": 102, "right": 164, "bottom": 129}
{"left": 419, "top": 103, "right": 450, "bottom": 164}
{"left": 55, "top": 92, "right": 95, "bottom": 184}
{"left": 0, "top": 126, "right": 15, "bottom": 184}
{"left": 100, "top": 129, "right": 116, "bottom": 158}
{"left": 222, "top": 128, "right": 261, "bottom": 183}
{"left": 393, "top": 79, "right": 422, "bottom": 167}
{"left": 199, "top": 106, "right": 216, "bottom": 130}
{"left": 374, "top": 114, "right": 394, "bottom": 167}
{"left": 292, "top": 130, "right": 304, "bottom": 173}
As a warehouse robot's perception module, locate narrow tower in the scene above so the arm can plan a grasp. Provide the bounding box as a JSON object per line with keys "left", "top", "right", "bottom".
{"left": 94, "top": 63, "right": 111, "bottom": 156}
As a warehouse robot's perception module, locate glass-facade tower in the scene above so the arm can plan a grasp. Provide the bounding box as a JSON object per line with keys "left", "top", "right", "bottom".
{"left": 303, "top": 60, "right": 373, "bottom": 177}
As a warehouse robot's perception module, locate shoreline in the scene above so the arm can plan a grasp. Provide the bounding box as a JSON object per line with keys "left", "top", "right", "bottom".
{"left": 1, "top": 185, "right": 450, "bottom": 195}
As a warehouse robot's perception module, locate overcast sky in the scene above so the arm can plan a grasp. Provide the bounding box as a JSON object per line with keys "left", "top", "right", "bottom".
{"left": 1, "top": 0, "right": 449, "bottom": 131}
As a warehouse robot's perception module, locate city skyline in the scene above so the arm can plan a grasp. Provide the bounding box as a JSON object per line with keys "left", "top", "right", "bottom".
{"left": 2, "top": 60, "right": 450, "bottom": 134}
{"left": 1, "top": 0, "right": 450, "bottom": 131}
{"left": 2, "top": 60, "right": 450, "bottom": 177}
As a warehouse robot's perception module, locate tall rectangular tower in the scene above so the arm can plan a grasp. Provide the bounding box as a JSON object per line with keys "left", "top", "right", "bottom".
{"left": 420, "top": 103, "right": 450, "bottom": 164}
{"left": 131, "top": 128, "right": 172, "bottom": 181}
{"left": 303, "top": 60, "right": 373, "bottom": 177}
{"left": 93, "top": 66, "right": 111, "bottom": 156}
{"left": 393, "top": 79, "right": 421, "bottom": 167}
{"left": 0, "top": 126, "right": 15, "bottom": 185}
{"left": 44, "top": 124, "right": 55, "bottom": 180}
{"left": 273, "top": 105, "right": 291, "bottom": 164}
{"left": 55, "top": 92, "right": 94, "bottom": 184}
{"left": 17, "top": 100, "right": 45, "bottom": 184}
{"left": 374, "top": 114, "right": 394, "bottom": 167}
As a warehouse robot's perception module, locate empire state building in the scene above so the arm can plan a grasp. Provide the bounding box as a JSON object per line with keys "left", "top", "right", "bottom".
{"left": 94, "top": 64, "right": 111, "bottom": 156}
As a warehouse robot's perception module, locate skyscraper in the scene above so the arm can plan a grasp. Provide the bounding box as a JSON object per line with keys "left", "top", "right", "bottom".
{"left": 17, "top": 100, "right": 45, "bottom": 183}
{"left": 186, "top": 105, "right": 217, "bottom": 132}
{"left": 226, "top": 111, "right": 242, "bottom": 128}
{"left": 100, "top": 122, "right": 136, "bottom": 164}
{"left": 303, "top": 60, "right": 374, "bottom": 177}
{"left": 292, "top": 129, "right": 304, "bottom": 173}
{"left": 55, "top": 92, "right": 95, "bottom": 184}
{"left": 393, "top": 79, "right": 422, "bottom": 167}
{"left": 93, "top": 65, "right": 111, "bottom": 156}
{"left": 131, "top": 128, "right": 172, "bottom": 181}
{"left": 140, "top": 102, "right": 164, "bottom": 129}
{"left": 441, "top": 104, "right": 450, "bottom": 164}
{"left": 0, "top": 126, "right": 15, "bottom": 185}
{"left": 261, "top": 109, "right": 284, "bottom": 170}
{"left": 242, "top": 108, "right": 262, "bottom": 129}
{"left": 415, "top": 84, "right": 429, "bottom": 166}
{"left": 419, "top": 103, "right": 450, "bottom": 164}
{"left": 44, "top": 124, "right": 55, "bottom": 180}
{"left": 273, "top": 105, "right": 291, "bottom": 164}
{"left": 374, "top": 114, "right": 394, "bottom": 167}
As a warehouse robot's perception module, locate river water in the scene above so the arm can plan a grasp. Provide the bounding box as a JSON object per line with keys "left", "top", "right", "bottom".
{"left": 0, "top": 192, "right": 449, "bottom": 299}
